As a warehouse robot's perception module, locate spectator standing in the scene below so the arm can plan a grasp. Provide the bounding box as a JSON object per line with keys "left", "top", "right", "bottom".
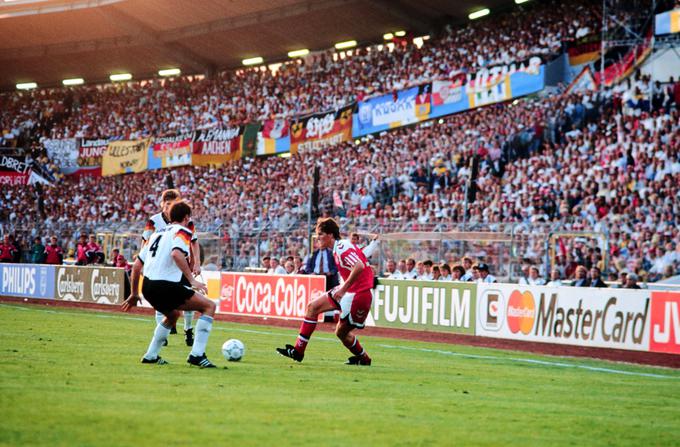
{"left": 383, "top": 259, "right": 397, "bottom": 278}
{"left": 626, "top": 273, "right": 642, "bottom": 289}
{"left": 452, "top": 265, "right": 465, "bottom": 280}
{"left": 571, "top": 266, "right": 590, "bottom": 287}
{"left": 0, "top": 235, "right": 17, "bottom": 263}
{"left": 31, "top": 237, "right": 46, "bottom": 264}
{"left": 304, "top": 243, "right": 339, "bottom": 291}
{"left": 75, "top": 235, "right": 88, "bottom": 265}
{"left": 520, "top": 266, "right": 546, "bottom": 285}
{"left": 439, "top": 264, "right": 453, "bottom": 281}
{"left": 44, "top": 236, "right": 64, "bottom": 265}
{"left": 546, "top": 269, "right": 563, "bottom": 287}
{"left": 589, "top": 267, "right": 607, "bottom": 288}
{"left": 405, "top": 258, "right": 418, "bottom": 279}
{"left": 460, "top": 257, "right": 474, "bottom": 281}
{"left": 85, "top": 234, "right": 104, "bottom": 264}
{"left": 475, "top": 263, "right": 497, "bottom": 283}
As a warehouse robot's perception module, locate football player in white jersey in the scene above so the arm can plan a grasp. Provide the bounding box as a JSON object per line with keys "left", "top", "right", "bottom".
{"left": 278, "top": 218, "right": 374, "bottom": 366}
{"left": 142, "top": 189, "right": 201, "bottom": 346}
{"left": 122, "top": 200, "right": 218, "bottom": 368}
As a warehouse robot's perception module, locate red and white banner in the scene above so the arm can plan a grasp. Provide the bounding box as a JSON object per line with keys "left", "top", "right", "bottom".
{"left": 649, "top": 291, "right": 680, "bottom": 354}
{"left": 218, "top": 272, "right": 326, "bottom": 321}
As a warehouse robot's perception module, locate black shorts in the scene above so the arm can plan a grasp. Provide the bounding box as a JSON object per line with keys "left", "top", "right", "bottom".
{"left": 142, "top": 275, "right": 195, "bottom": 316}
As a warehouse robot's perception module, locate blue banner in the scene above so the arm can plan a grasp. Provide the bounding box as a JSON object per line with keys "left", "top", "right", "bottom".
{"left": 0, "top": 264, "right": 55, "bottom": 299}
{"left": 352, "top": 84, "right": 431, "bottom": 137}
{"left": 431, "top": 58, "right": 545, "bottom": 118}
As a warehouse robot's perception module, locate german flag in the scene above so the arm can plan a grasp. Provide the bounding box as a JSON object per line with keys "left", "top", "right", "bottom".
{"left": 144, "top": 219, "right": 155, "bottom": 232}
{"left": 175, "top": 229, "right": 192, "bottom": 246}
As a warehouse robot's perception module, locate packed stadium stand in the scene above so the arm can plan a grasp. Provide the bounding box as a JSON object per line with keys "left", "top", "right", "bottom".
{"left": 1, "top": 0, "right": 679, "bottom": 286}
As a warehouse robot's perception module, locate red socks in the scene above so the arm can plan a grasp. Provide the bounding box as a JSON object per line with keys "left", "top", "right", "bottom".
{"left": 294, "top": 319, "right": 317, "bottom": 354}
{"left": 343, "top": 335, "right": 366, "bottom": 357}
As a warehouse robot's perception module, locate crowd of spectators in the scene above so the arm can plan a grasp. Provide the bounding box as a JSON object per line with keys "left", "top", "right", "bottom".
{"left": 0, "top": 1, "right": 678, "bottom": 286}
{"left": 0, "top": 0, "right": 601, "bottom": 144}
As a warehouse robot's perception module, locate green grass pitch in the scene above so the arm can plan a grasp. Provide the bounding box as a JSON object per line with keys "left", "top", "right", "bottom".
{"left": 1, "top": 302, "right": 679, "bottom": 447}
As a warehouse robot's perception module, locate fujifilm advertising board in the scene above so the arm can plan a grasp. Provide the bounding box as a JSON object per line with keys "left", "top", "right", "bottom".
{"left": 476, "top": 284, "right": 651, "bottom": 351}
{"left": 371, "top": 279, "right": 476, "bottom": 334}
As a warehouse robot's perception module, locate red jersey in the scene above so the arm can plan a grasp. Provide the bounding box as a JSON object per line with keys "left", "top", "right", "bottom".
{"left": 45, "top": 244, "right": 63, "bottom": 264}
{"left": 0, "top": 243, "right": 16, "bottom": 261}
{"left": 76, "top": 243, "right": 88, "bottom": 263}
{"left": 332, "top": 239, "right": 374, "bottom": 293}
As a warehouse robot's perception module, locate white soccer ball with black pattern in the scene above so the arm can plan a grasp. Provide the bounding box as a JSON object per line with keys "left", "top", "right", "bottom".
{"left": 222, "top": 339, "right": 245, "bottom": 361}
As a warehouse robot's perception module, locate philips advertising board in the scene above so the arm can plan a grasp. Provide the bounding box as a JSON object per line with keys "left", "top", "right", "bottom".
{"left": 0, "top": 263, "right": 55, "bottom": 299}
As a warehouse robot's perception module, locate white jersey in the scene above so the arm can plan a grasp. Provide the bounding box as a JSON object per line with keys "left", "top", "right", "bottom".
{"left": 142, "top": 212, "right": 197, "bottom": 244}
{"left": 139, "top": 224, "right": 192, "bottom": 282}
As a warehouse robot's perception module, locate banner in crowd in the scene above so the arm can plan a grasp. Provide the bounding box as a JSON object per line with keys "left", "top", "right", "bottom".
{"left": 101, "top": 138, "right": 151, "bottom": 176}
{"left": 191, "top": 128, "right": 241, "bottom": 166}
{"left": 371, "top": 279, "right": 476, "bottom": 334}
{"left": 78, "top": 138, "right": 108, "bottom": 176}
{"left": 44, "top": 138, "right": 106, "bottom": 177}
{"left": 0, "top": 154, "right": 30, "bottom": 185}
{"left": 656, "top": 8, "right": 680, "bottom": 35}
{"left": 567, "top": 33, "right": 601, "bottom": 66}
{"left": 475, "top": 284, "right": 655, "bottom": 351}
{"left": 593, "top": 33, "right": 652, "bottom": 87}
{"left": 566, "top": 66, "right": 597, "bottom": 94}
{"left": 430, "top": 57, "right": 545, "bottom": 118}
{"left": 290, "top": 105, "right": 353, "bottom": 153}
{"left": 43, "top": 138, "right": 80, "bottom": 175}
{"left": 148, "top": 133, "right": 192, "bottom": 170}
{"left": 0, "top": 263, "right": 55, "bottom": 299}
{"left": 256, "top": 119, "right": 291, "bottom": 156}
{"left": 353, "top": 84, "right": 431, "bottom": 137}
{"left": 218, "top": 272, "right": 325, "bottom": 320}
{"left": 55, "top": 266, "right": 125, "bottom": 305}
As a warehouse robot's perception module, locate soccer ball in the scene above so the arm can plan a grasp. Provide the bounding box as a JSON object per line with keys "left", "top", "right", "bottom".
{"left": 222, "top": 339, "right": 245, "bottom": 361}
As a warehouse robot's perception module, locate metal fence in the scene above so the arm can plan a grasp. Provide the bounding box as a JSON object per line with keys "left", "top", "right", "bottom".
{"left": 2, "top": 218, "right": 611, "bottom": 283}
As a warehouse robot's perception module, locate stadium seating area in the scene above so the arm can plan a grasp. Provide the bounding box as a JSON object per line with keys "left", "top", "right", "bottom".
{"left": 0, "top": 0, "right": 600, "bottom": 142}
{"left": 1, "top": 0, "right": 678, "bottom": 284}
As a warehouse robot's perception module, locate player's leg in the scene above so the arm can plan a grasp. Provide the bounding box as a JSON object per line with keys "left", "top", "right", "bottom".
{"left": 336, "top": 290, "right": 372, "bottom": 365}
{"left": 183, "top": 311, "right": 195, "bottom": 346}
{"left": 178, "top": 293, "right": 217, "bottom": 368}
{"left": 277, "top": 293, "right": 337, "bottom": 362}
{"left": 142, "top": 309, "right": 180, "bottom": 364}
{"left": 335, "top": 321, "right": 371, "bottom": 365}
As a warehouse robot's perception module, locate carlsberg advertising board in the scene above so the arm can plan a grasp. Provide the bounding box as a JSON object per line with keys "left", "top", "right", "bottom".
{"left": 371, "top": 279, "right": 476, "bottom": 334}
{"left": 476, "top": 284, "right": 651, "bottom": 351}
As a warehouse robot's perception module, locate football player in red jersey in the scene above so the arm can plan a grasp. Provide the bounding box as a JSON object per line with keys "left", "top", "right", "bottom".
{"left": 277, "top": 218, "right": 374, "bottom": 365}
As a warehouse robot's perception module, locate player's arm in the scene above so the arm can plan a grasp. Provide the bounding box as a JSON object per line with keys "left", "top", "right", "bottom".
{"left": 121, "top": 258, "right": 143, "bottom": 312}
{"left": 331, "top": 255, "right": 365, "bottom": 301}
{"left": 189, "top": 239, "right": 201, "bottom": 275}
{"left": 171, "top": 249, "right": 207, "bottom": 293}
{"left": 362, "top": 234, "right": 380, "bottom": 258}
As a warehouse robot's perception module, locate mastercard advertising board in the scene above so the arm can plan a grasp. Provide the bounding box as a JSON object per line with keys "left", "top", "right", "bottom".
{"left": 475, "top": 284, "right": 652, "bottom": 351}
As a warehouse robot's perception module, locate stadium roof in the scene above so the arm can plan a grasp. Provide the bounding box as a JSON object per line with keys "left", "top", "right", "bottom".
{"left": 1, "top": 0, "right": 512, "bottom": 91}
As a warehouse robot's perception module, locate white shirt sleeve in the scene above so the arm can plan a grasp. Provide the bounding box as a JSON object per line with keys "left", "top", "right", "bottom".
{"left": 362, "top": 240, "right": 380, "bottom": 258}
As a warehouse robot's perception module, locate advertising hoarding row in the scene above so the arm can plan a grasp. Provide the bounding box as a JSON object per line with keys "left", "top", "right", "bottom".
{"left": 2, "top": 263, "right": 678, "bottom": 356}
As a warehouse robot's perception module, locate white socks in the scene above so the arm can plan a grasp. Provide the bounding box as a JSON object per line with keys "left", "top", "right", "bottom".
{"left": 183, "top": 311, "right": 194, "bottom": 330}
{"left": 143, "top": 322, "right": 171, "bottom": 360}
{"left": 190, "top": 315, "right": 213, "bottom": 357}
{"left": 155, "top": 310, "right": 164, "bottom": 326}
